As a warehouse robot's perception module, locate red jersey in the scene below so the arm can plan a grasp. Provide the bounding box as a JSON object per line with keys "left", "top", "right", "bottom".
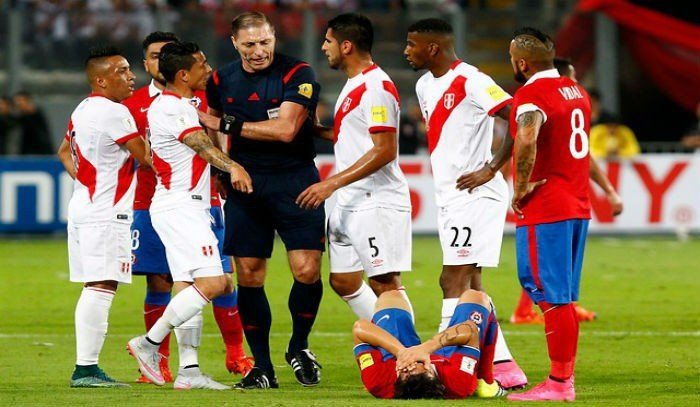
{"left": 509, "top": 69, "right": 591, "bottom": 226}
{"left": 123, "top": 81, "right": 219, "bottom": 209}
{"left": 355, "top": 347, "right": 478, "bottom": 399}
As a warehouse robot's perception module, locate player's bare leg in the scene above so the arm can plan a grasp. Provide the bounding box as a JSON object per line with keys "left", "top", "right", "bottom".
{"left": 286, "top": 249, "right": 323, "bottom": 387}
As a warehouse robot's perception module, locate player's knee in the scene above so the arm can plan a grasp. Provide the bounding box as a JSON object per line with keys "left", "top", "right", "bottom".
{"left": 292, "top": 264, "right": 320, "bottom": 284}
{"left": 222, "top": 274, "right": 234, "bottom": 295}
{"left": 146, "top": 274, "right": 173, "bottom": 292}
{"left": 458, "top": 289, "right": 489, "bottom": 307}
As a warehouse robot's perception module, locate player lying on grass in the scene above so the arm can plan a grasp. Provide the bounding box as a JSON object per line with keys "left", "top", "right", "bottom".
{"left": 352, "top": 289, "right": 506, "bottom": 399}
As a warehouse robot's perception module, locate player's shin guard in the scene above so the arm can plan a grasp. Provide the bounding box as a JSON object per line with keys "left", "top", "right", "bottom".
{"left": 75, "top": 287, "right": 114, "bottom": 365}
{"left": 288, "top": 279, "right": 322, "bottom": 353}
{"left": 341, "top": 282, "right": 377, "bottom": 320}
{"left": 238, "top": 285, "right": 273, "bottom": 373}
{"left": 174, "top": 311, "right": 202, "bottom": 368}
{"left": 540, "top": 302, "right": 578, "bottom": 381}
{"left": 212, "top": 291, "right": 246, "bottom": 359}
{"left": 144, "top": 291, "right": 171, "bottom": 358}
{"left": 439, "top": 298, "right": 459, "bottom": 332}
{"left": 147, "top": 285, "right": 210, "bottom": 344}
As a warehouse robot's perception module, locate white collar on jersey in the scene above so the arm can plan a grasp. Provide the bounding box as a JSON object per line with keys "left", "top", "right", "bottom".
{"left": 524, "top": 68, "right": 560, "bottom": 85}
{"left": 148, "top": 80, "right": 162, "bottom": 97}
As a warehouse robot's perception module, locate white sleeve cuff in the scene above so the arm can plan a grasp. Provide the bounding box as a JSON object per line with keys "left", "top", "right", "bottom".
{"left": 515, "top": 103, "right": 547, "bottom": 124}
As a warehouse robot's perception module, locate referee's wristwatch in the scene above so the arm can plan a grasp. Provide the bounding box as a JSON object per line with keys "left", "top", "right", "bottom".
{"left": 219, "top": 114, "right": 244, "bottom": 137}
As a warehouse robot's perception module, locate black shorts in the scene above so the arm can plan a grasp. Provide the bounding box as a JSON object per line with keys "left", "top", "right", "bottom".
{"left": 223, "top": 165, "right": 326, "bottom": 258}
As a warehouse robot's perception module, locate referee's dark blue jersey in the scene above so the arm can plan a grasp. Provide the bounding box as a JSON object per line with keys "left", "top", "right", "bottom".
{"left": 206, "top": 53, "right": 320, "bottom": 173}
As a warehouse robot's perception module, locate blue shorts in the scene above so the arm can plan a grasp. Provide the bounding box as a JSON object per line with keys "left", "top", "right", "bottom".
{"left": 132, "top": 208, "right": 232, "bottom": 275}
{"left": 433, "top": 303, "right": 486, "bottom": 360}
{"left": 353, "top": 308, "right": 420, "bottom": 362}
{"left": 222, "top": 165, "right": 326, "bottom": 258}
{"left": 515, "top": 219, "right": 589, "bottom": 305}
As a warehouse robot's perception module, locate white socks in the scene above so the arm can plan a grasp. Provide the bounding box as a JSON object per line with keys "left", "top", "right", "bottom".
{"left": 174, "top": 311, "right": 203, "bottom": 368}
{"left": 341, "top": 282, "right": 377, "bottom": 320}
{"left": 75, "top": 287, "right": 115, "bottom": 365}
{"left": 439, "top": 298, "right": 459, "bottom": 332}
{"left": 494, "top": 323, "right": 514, "bottom": 362}
{"left": 148, "top": 285, "right": 210, "bottom": 344}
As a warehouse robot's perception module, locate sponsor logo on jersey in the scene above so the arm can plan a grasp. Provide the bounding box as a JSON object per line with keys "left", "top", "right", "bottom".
{"left": 371, "top": 106, "right": 388, "bottom": 124}
{"left": 371, "top": 258, "right": 384, "bottom": 267}
{"left": 298, "top": 83, "right": 313, "bottom": 99}
{"left": 443, "top": 93, "right": 455, "bottom": 109}
{"left": 359, "top": 353, "right": 374, "bottom": 370}
{"left": 486, "top": 85, "right": 507, "bottom": 101}
{"left": 457, "top": 248, "right": 470, "bottom": 257}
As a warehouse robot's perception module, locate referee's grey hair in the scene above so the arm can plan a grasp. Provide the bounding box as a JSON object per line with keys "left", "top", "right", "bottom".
{"left": 231, "top": 11, "right": 275, "bottom": 36}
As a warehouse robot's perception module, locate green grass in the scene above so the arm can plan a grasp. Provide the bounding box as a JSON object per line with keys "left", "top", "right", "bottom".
{"left": 0, "top": 236, "right": 699, "bottom": 406}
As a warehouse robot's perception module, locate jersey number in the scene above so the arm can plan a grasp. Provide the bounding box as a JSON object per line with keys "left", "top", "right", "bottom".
{"left": 450, "top": 226, "right": 472, "bottom": 248}
{"left": 131, "top": 229, "right": 140, "bottom": 251}
{"left": 368, "top": 237, "right": 379, "bottom": 258}
{"left": 569, "top": 108, "right": 589, "bottom": 159}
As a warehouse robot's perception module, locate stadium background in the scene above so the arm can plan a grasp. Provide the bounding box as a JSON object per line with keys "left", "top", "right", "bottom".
{"left": 0, "top": 1, "right": 698, "bottom": 405}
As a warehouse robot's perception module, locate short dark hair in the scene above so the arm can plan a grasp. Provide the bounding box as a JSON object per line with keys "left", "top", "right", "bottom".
{"left": 513, "top": 27, "right": 553, "bottom": 45}
{"left": 13, "top": 90, "right": 31, "bottom": 99}
{"left": 407, "top": 18, "right": 453, "bottom": 35}
{"left": 84, "top": 45, "right": 122, "bottom": 68}
{"left": 553, "top": 57, "right": 573, "bottom": 76}
{"left": 231, "top": 11, "right": 275, "bottom": 36}
{"left": 394, "top": 373, "right": 446, "bottom": 399}
{"left": 159, "top": 41, "right": 201, "bottom": 83}
{"left": 142, "top": 31, "right": 180, "bottom": 53}
{"left": 327, "top": 13, "right": 374, "bottom": 53}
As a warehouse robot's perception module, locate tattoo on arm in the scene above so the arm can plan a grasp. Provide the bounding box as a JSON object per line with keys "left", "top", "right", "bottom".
{"left": 183, "top": 131, "right": 235, "bottom": 172}
{"left": 517, "top": 111, "right": 539, "bottom": 128}
{"left": 437, "top": 323, "right": 471, "bottom": 347}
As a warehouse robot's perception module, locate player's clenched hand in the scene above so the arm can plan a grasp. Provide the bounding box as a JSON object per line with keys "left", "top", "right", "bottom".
{"left": 607, "top": 190, "right": 624, "bottom": 216}
{"left": 197, "top": 110, "right": 221, "bottom": 131}
{"left": 456, "top": 163, "right": 496, "bottom": 192}
{"left": 228, "top": 164, "right": 253, "bottom": 194}
{"left": 511, "top": 179, "right": 547, "bottom": 217}
{"left": 396, "top": 346, "right": 431, "bottom": 372}
{"left": 296, "top": 181, "right": 334, "bottom": 210}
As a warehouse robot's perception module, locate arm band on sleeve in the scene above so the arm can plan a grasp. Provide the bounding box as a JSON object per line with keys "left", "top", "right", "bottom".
{"left": 219, "top": 114, "right": 244, "bottom": 137}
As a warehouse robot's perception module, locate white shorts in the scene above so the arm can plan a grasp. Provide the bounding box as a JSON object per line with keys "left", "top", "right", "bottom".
{"left": 68, "top": 220, "right": 133, "bottom": 284}
{"left": 151, "top": 207, "right": 223, "bottom": 282}
{"left": 437, "top": 197, "right": 508, "bottom": 267}
{"left": 328, "top": 207, "right": 412, "bottom": 277}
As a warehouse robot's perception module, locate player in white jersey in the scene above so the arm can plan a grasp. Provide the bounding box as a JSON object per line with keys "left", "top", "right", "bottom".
{"left": 297, "top": 13, "right": 413, "bottom": 320}
{"left": 126, "top": 41, "right": 253, "bottom": 388}
{"left": 56, "top": 46, "right": 149, "bottom": 388}
{"left": 404, "top": 18, "right": 526, "bottom": 390}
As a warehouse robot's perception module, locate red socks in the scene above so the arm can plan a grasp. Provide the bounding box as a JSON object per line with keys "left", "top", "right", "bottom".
{"left": 515, "top": 289, "right": 535, "bottom": 316}
{"left": 539, "top": 302, "right": 579, "bottom": 381}
{"left": 144, "top": 303, "right": 170, "bottom": 357}
{"left": 213, "top": 305, "right": 245, "bottom": 358}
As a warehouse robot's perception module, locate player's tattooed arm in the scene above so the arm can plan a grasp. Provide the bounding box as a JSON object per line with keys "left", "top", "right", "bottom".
{"left": 183, "top": 130, "right": 253, "bottom": 193}
{"left": 396, "top": 322, "right": 478, "bottom": 372}
{"left": 512, "top": 110, "right": 546, "bottom": 216}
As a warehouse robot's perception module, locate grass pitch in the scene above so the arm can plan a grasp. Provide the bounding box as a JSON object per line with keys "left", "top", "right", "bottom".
{"left": 0, "top": 236, "right": 698, "bottom": 406}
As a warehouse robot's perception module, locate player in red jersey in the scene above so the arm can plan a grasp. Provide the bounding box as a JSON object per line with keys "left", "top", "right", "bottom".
{"left": 508, "top": 56, "right": 624, "bottom": 325}
{"left": 504, "top": 28, "right": 591, "bottom": 402}
{"left": 353, "top": 289, "right": 505, "bottom": 399}
{"left": 123, "top": 32, "right": 252, "bottom": 384}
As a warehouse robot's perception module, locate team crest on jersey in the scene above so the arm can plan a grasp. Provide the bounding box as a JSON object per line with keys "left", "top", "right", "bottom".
{"left": 189, "top": 96, "right": 202, "bottom": 108}
{"left": 201, "top": 245, "right": 214, "bottom": 257}
{"left": 444, "top": 93, "right": 455, "bottom": 109}
{"left": 469, "top": 311, "right": 483, "bottom": 325}
{"left": 298, "top": 83, "right": 313, "bottom": 99}
{"left": 342, "top": 97, "right": 353, "bottom": 112}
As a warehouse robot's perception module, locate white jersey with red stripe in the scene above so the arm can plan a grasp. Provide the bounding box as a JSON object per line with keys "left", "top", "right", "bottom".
{"left": 66, "top": 94, "right": 140, "bottom": 224}
{"left": 416, "top": 60, "right": 512, "bottom": 207}
{"left": 148, "top": 90, "right": 210, "bottom": 213}
{"left": 333, "top": 64, "right": 410, "bottom": 211}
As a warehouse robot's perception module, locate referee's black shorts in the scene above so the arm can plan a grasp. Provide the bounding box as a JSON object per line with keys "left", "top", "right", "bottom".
{"left": 222, "top": 164, "right": 326, "bottom": 258}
